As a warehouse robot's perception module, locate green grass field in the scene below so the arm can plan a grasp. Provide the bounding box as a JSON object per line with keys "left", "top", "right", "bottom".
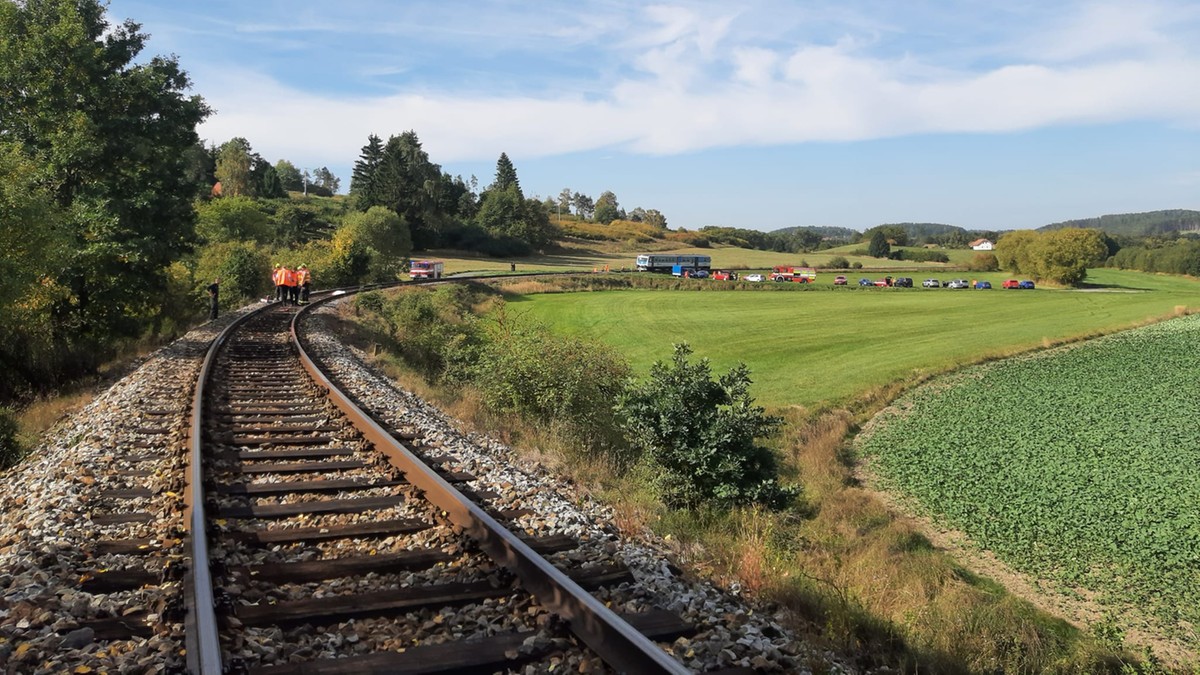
{"left": 510, "top": 269, "right": 1200, "bottom": 409}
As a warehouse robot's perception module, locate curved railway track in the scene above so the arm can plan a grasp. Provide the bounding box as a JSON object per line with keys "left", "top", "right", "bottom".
{"left": 2, "top": 280, "right": 819, "bottom": 674}
{"left": 182, "top": 291, "right": 699, "bottom": 673}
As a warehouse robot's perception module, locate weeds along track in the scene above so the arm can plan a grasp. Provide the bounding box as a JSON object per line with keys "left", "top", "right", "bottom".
{"left": 182, "top": 300, "right": 696, "bottom": 674}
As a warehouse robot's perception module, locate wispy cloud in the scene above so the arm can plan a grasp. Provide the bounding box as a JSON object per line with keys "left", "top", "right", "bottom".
{"left": 176, "top": 0, "right": 1200, "bottom": 168}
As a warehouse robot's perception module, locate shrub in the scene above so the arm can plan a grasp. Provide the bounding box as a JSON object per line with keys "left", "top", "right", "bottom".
{"left": 891, "top": 249, "right": 950, "bottom": 263}
{"left": 851, "top": 261, "right": 863, "bottom": 269}
{"left": 194, "top": 240, "right": 273, "bottom": 306}
{"left": 826, "top": 256, "right": 850, "bottom": 269}
{"left": 968, "top": 252, "right": 1000, "bottom": 272}
{"left": 476, "top": 314, "right": 631, "bottom": 454}
{"left": 617, "top": 344, "right": 794, "bottom": 510}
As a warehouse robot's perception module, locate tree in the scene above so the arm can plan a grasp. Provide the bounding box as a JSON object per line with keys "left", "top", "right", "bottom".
{"left": 195, "top": 196, "right": 271, "bottom": 244}
{"left": 868, "top": 230, "right": 891, "bottom": 258}
{"left": 864, "top": 225, "right": 909, "bottom": 247}
{"left": 557, "top": 188, "right": 573, "bottom": 216}
{"left": 0, "top": 143, "right": 69, "bottom": 399}
{"left": 349, "top": 134, "right": 384, "bottom": 206}
{"left": 0, "top": 0, "right": 209, "bottom": 350}
{"left": 1031, "top": 228, "right": 1108, "bottom": 285}
{"left": 255, "top": 160, "right": 287, "bottom": 199}
{"left": 995, "top": 229, "right": 1041, "bottom": 273}
{"left": 272, "top": 203, "right": 333, "bottom": 248}
{"left": 372, "top": 131, "right": 443, "bottom": 248}
{"left": 275, "top": 159, "right": 303, "bottom": 191}
{"left": 312, "top": 166, "right": 340, "bottom": 194}
{"left": 492, "top": 152, "right": 521, "bottom": 196}
{"left": 594, "top": 190, "right": 620, "bottom": 224}
{"left": 618, "top": 344, "right": 792, "bottom": 510}
{"left": 573, "top": 192, "right": 594, "bottom": 220}
{"left": 215, "top": 137, "right": 254, "bottom": 197}
{"left": 996, "top": 228, "right": 1107, "bottom": 285}
{"left": 643, "top": 209, "right": 668, "bottom": 229}
{"left": 340, "top": 206, "right": 413, "bottom": 281}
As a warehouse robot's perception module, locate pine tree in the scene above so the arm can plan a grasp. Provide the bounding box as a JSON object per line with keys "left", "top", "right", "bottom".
{"left": 349, "top": 134, "right": 384, "bottom": 208}
{"left": 492, "top": 152, "right": 521, "bottom": 197}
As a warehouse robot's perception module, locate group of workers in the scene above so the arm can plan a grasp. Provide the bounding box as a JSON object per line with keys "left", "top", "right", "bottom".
{"left": 272, "top": 264, "right": 312, "bottom": 305}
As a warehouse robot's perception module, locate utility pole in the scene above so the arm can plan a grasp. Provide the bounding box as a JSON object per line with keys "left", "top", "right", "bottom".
{"left": 302, "top": 169, "right": 309, "bottom": 196}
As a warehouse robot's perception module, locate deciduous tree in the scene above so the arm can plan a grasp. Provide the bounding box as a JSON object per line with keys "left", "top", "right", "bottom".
{"left": 275, "top": 159, "right": 303, "bottom": 191}
{"left": 0, "top": 0, "right": 209, "bottom": 352}
{"left": 215, "top": 137, "right": 254, "bottom": 197}
{"left": 594, "top": 190, "right": 620, "bottom": 224}
{"left": 312, "top": 166, "right": 340, "bottom": 194}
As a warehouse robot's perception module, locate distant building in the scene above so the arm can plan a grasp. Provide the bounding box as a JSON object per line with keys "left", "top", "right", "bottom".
{"left": 969, "top": 238, "right": 994, "bottom": 251}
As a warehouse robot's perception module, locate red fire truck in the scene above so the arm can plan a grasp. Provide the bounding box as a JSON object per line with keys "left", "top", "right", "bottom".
{"left": 409, "top": 260, "right": 444, "bottom": 280}
{"left": 768, "top": 266, "right": 816, "bottom": 283}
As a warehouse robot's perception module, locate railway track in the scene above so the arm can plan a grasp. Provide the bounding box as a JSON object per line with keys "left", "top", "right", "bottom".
{"left": 1, "top": 281, "right": 820, "bottom": 674}
{"left": 183, "top": 294, "right": 701, "bottom": 673}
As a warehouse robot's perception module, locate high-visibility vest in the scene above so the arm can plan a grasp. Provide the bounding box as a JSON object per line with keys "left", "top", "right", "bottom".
{"left": 272, "top": 268, "right": 285, "bottom": 285}
{"left": 296, "top": 269, "right": 310, "bottom": 285}
{"left": 283, "top": 268, "right": 297, "bottom": 286}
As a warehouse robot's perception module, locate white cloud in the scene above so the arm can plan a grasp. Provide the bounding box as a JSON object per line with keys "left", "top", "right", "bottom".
{"left": 193, "top": 0, "right": 1200, "bottom": 165}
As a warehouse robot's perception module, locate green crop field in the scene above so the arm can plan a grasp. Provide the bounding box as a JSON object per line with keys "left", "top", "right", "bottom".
{"left": 511, "top": 268, "right": 1200, "bottom": 408}
{"left": 856, "top": 314, "right": 1200, "bottom": 644}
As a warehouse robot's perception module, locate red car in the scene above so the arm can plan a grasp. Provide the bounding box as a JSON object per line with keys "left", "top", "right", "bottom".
{"left": 1002, "top": 279, "right": 1021, "bottom": 289}
{"left": 833, "top": 275, "right": 848, "bottom": 285}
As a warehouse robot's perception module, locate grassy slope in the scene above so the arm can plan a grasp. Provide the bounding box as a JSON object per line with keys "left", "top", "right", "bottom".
{"left": 512, "top": 268, "right": 1200, "bottom": 409}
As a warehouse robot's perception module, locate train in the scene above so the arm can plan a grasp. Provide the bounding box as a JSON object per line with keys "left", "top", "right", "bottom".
{"left": 635, "top": 254, "right": 712, "bottom": 273}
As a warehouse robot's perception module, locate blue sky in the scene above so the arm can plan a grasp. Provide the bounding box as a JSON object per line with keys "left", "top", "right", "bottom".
{"left": 105, "top": 0, "right": 1200, "bottom": 231}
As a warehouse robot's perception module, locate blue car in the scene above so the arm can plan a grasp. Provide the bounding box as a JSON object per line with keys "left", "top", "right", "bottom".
{"left": 974, "top": 281, "right": 992, "bottom": 289}
{"left": 858, "top": 278, "right": 873, "bottom": 286}
{"left": 1019, "top": 280, "right": 1036, "bottom": 289}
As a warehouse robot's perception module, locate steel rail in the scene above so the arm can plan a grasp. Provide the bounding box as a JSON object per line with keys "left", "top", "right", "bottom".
{"left": 185, "top": 289, "right": 358, "bottom": 674}
{"left": 292, "top": 290, "right": 690, "bottom": 674}
{"left": 184, "top": 300, "right": 279, "bottom": 674}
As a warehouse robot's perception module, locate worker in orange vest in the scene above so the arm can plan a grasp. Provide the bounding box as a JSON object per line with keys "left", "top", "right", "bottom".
{"left": 272, "top": 264, "right": 287, "bottom": 302}
{"left": 282, "top": 265, "right": 298, "bottom": 305}
{"left": 296, "top": 265, "right": 312, "bottom": 304}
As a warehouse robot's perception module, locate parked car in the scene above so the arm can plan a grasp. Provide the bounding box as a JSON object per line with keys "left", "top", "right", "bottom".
{"left": 893, "top": 277, "right": 913, "bottom": 288}
{"left": 922, "top": 279, "right": 940, "bottom": 288}
{"left": 833, "top": 275, "right": 848, "bottom": 285}
{"left": 1002, "top": 279, "right": 1021, "bottom": 289}
{"left": 689, "top": 269, "right": 709, "bottom": 279}
{"left": 743, "top": 273, "right": 764, "bottom": 282}
{"left": 1019, "top": 280, "right": 1036, "bottom": 289}
{"left": 947, "top": 279, "right": 970, "bottom": 289}
{"left": 873, "top": 279, "right": 890, "bottom": 287}
{"left": 975, "top": 280, "right": 992, "bottom": 289}
{"left": 858, "top": 278, "right": 873, "bottom": 286}
{"left": 711, "top": 270, "right": 735, "bottom": 281}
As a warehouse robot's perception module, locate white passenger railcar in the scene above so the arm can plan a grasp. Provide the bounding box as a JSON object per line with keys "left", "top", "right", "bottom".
{"left": 635, "top": 254, "right": 712, "bottom": 273}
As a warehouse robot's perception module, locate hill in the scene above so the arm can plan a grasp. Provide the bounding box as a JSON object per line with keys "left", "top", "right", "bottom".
{"left": 1037, "top": 209, "right": 1200, "bottom": 237}
{"left": 770, "top": 225, "right": 858, "bottom": 242}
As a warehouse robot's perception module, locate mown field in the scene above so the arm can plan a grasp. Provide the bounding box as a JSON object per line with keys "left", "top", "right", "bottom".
{"left": 510, "top": 268, "right": 1200, "bottom": 409}
{"left": 427, "top": 241, "right": 971, "bottom": 276}
{"left": 856, "top": 314, "right": 1200, "bottom": 651}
